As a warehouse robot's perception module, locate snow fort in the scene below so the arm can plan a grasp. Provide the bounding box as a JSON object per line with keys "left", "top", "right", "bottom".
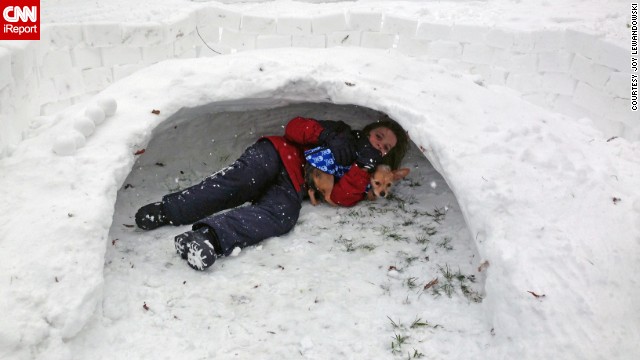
{"left": 0, "top": 1, "right": 638, "bottom": 359}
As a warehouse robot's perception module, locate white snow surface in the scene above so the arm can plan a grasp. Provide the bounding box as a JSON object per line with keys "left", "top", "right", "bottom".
{"left": 41, "top": 0, "right": 631, "bottom": 46}
{"left": 0, "top": 1, "right": 639, "bottom": 360}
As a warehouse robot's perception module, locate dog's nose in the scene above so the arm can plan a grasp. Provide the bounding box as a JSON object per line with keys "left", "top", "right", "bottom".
{"left": 380, "top": 191, "right": 386, "bottom": 197}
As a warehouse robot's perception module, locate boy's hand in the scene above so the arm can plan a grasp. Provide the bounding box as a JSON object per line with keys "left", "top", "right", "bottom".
{"left": 355, "top": 139, "right": 383, "bottom": 172}
{"left": 318, "top": 128, "right": 357, "bottom": 166}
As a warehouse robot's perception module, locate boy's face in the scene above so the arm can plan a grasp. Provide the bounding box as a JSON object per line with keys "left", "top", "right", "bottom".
{"left": 368, "top": 126, "right": 397, "bottom": 156}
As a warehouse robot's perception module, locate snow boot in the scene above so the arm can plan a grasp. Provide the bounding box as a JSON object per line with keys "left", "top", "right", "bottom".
{"left": 174, "top": 230, "right": 194, "bottom": 259}
{"left": 174, "top": 227, "right": 218, "bottom": 270}
{"left": 135, "top": 202, "right": 170, "bottom": 230}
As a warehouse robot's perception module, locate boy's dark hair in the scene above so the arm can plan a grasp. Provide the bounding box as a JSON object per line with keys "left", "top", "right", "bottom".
{"left": 361, "top": 115, "right": 409, "bottom": 170}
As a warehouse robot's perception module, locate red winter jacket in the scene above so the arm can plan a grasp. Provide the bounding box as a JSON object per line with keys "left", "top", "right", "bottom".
{"left": 264, "top": 117, "right": 370, "bottom": 207}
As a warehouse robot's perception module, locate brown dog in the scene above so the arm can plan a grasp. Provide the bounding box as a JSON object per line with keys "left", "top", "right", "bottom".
{"left": 366, "top": 165, "right": 410, "bottom": 200}
{"left": 307, "top": 164, "right": 410, "bottom": 205}
{"left": 307, "top": 167, "right": 337, "bottom": 206}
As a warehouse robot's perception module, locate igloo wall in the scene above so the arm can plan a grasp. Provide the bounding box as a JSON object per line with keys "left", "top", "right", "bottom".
{"left": 0, "top": 1, "right": 636, "bottom": 157}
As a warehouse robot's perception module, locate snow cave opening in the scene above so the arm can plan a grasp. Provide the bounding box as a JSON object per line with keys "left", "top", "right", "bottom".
{"left": 107, "top": 101, "right": 484, "bottom": 299}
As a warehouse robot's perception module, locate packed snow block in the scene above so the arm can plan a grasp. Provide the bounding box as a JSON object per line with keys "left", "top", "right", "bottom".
{"left": 572, "top": 81, "right": 609, "bottom": 116}
{"left": 606, "top": 97, "right": 637, "bottom": 125}
{"left": 605, "top": 71, "right": 631, "bottom": 99}
{"left": 292, "top": 34, "right": 326, "bottom": 48}
{"left": 113, "top": 64, "right": 145, "bottom": 81}
{"left": 509, "top": 53, "right": 538, "bottom": 72}
{"left": 197, "top": 7, "right": 241, "bottom": 31}
{"left": 241, "top": 15, "right": 277, "bottom": 34}
{"left": 565, "top": 29, "right": 601, "bottom": 60}
{"left": 0, "top": 49, "right": 11, "bottom": 89}
{"left": 485, "top": 28, "right": 514, "bottom": 49}
{"left": 380, "top": 14, "right": 418, "bottom": 37}
{"left": 277, "top": 17, "right": 312, "bottom": 35}
{"left": 37, "top": 78, "right": 57, "bottom": 105}
{"left": 0, "top": 111, "right": 22, "bottom": 157}
{"left": 533, "top": 30, "right": 565, "bottom": 52}
{"left": 101, "top": 46, "right": 142, "bottom": 67}
{"left": 462, "top": 43, "right": 494, "bottom": 65}
{"left": 512, "top": 31, "right": 535, "bottom": 52}
{"left": 537, "top": 51, "right": 573, "bottom": 73}
{"left": 347, "top": 11, "right": 382, "bottom": 32}
{"left": 82, "top": 67, "right": 113, "bottom": 92}
{"left": 592, "top": 40, "right": 628, "bottom": 73}
{"left": 220, "top": 28, "right": 256, "bottom": 51}
{"left": 487, "top": 66, "right": 508, "bottom": 86}
{"left": 0, "top": 84, "right": 9, "bottom": 108}
{"left": 40, "top": 49, "right": 73, "bottom": 78}
{"left": 256, "top": 35, "right": 292, "bottom": 49}
{"left": 173, "top": 32, "right": 197, "bottom": 57}
{"left": 164, "top": 13, "right": 197, "bottom": 43}
{"left": 541, "top": 72, "right": 576, "bottom": 95}
{"left": 122, "top": 23, "right": 165, "bottom": 46}
{"left": 570, "top": 54, "right": 612, "bottom": 88}
{"left": 194, "top": 24, "right": 220, "bottom": 46}
{"left": 0, "top": 41, "right": 36, "bottom": 81}
{"left": 506, "top": 72, "right": 542, "bottom": 94}
{"left": 415, "top": 22, "right": 452, "bottom": 41}
{"left": 11, "top": 76, "right": 38, "bottom": 107}
{"left": 32, "top": 38, "right": 51, "bottom": 68}
{"left": 440, "top": 61, "right": 496, "bottom": 81}
{"left": 426, "top": 40, "right": 462, "bottom": 59}
{"left": 45, "top": 24, "right": 84, "bottom": 48}
{"left": 381, "top": 15, "right": 417, "bottom": 36}
{"left": 71, "top": 46, "right": 102, "bottom": 70}
{"left": 1, "top": 86, "right": 17, "bottom": 117}
{"left": 590, "top": 112, "right": 624, "bottom": 137}
{"left": 83, "top": 23, "right": 122, "bottom": 47}
{"left": 197, "top": 42, "right": 231, "bottom": 56}
{"left": 493, "top": 50, "right": 537, "bottom": 73}
{"left": 450, "top": 62, "right": 505, "bottom": 85}
{"left": 327, "top": 31, "right": 361, "bottom": 47}
{"left": 360, "top": 32, "right": 395, "bottom": 49}
{"left": 312, "top": 13, "right": 348, "bottom": 34}
{"left": 552, "top": 94, "right": 589, "bottom": 118}
{"left": 24, "top": 83, "right": 40, "bottom": 117}
{"left": 142, "top": 43, "right": 174, "bottom": 65}
{"left": 397, "top": 37, "right": 429, "bottom": 57}
{"left": 176, "top": 46, "right": 197, "bottom": 59}
{"left": 450, "top": 24, "right": 488, "bottom": 43}
{"left": 626, "top": 123, "right": 640, "bottom": 141}
{"left": 52, "top": 70, "right": 85, "bottom": 99}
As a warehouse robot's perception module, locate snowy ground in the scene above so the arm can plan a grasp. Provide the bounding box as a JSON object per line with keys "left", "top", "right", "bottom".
{"left": 1, "top": 1, "right": 639, "bottom": 360}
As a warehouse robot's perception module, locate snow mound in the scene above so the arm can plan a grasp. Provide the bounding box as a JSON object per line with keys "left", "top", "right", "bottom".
{"left": 0, "top": 47, "right": 638, "bottom": 359}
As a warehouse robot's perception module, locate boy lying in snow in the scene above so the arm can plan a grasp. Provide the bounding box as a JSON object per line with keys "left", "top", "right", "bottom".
{"left": 134, "top": 116, "right": 408, "bottom": 270}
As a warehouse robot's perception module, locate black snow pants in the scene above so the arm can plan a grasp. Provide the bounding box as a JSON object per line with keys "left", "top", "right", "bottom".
{"left": 162, "top": 139, "right": 302, "bottom": 256}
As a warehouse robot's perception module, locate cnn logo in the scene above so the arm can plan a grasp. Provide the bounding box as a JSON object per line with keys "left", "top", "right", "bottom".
{"left": 4, "top": 6, "right": 37, "bottom": 22}
{"left": 1, "top": 1, "right": 40, "bottom": 40}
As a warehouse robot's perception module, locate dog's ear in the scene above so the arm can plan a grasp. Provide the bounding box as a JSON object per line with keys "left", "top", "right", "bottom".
{"left": 393, "top": 168, "right": 410, "bottom": 181}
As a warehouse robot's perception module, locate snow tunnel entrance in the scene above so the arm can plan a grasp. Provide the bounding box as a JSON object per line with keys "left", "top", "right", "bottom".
{"left": 91, "top": 102, "right": 489, "bottom": 358}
